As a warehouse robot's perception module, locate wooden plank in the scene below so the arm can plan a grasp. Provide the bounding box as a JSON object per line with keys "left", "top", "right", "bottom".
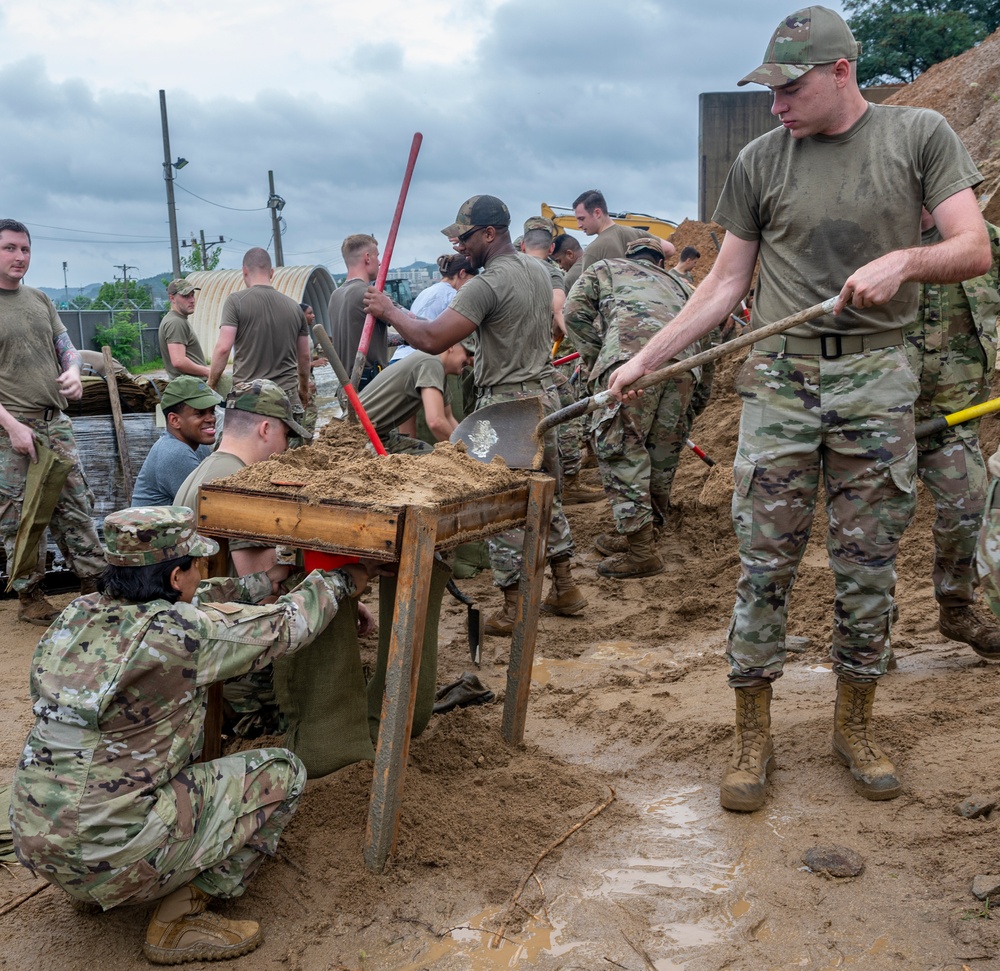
{"left": 363, "top": 505, "right": 438, "bottom": 873}
{"left": 502, "top": 476, "right": 554, "bottom": 744}
{"left": 201, "top": 538, "right": 230, "bottom": 763}
{"left": 196, "top": 486, "right": 401, "bottom": 558}
{"left": 432, "top": 485, "right": 531, "bottom": 545}
{"left": 102, "top": 346, "right": 133, "bottom": 502}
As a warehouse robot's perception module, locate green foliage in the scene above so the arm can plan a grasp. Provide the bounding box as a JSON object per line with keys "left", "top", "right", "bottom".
{"left": 181, "top": 239, "right": 222, "bottom": 272}
{"left": 131, "top": 357, "right": 165, "bottom": 374}
{"left": 94, "top": 278, "right": 152, "bottom": 311}
{"left": 69, "top": 294, "right": 93, "bottom": 310}
{"left": 845, "top": 1, "right": 994, "bottom": 85}
{"left": 94, "top": 311, "right": 142, "bottom": 367}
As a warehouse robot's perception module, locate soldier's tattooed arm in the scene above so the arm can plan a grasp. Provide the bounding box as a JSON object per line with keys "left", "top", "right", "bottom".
{"left": 54, "top": 331, "right": 82, "bottom": 374}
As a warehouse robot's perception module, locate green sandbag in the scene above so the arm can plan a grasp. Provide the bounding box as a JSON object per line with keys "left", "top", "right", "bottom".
{"left": 273, "top": 598, "right": 376, "bottom": 778}
{"left": 368, "top": 556, "right": 451, "bottom": 744}
{"left": 452, "top": 540, "right": 489, "bottom": 580}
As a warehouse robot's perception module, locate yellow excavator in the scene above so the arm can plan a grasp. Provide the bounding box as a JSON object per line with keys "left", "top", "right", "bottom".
{"left": 541, "top": 203, "right": 678, "bottom": 239}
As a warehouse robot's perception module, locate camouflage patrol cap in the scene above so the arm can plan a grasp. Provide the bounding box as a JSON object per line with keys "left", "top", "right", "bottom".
{"left": 441, "top": 195, "right": 511, "bottom": 237}
{"left": 104, "top": 505, "right": 219, "bottom": 566}
{"left": 226, "top": 378, "right": 309, "bottom": 438}
{"left": 167, "top": 279, "right": 199, "bottom": 296}
{"left": 625, "top": 237, "right": 665, "bottom": 262}
{"left": 160, "top": 375, "right": 223, "bottom": 411}
{"left": 737, "top": 6, "right": 862, "bottom": 88}
{"left": 523, "top": 216, "right": 557, "bottom": 238}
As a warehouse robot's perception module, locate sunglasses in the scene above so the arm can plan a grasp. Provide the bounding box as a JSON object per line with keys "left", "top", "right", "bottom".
{"left": 456, "top": 225, "right": 488, "bottom": 244}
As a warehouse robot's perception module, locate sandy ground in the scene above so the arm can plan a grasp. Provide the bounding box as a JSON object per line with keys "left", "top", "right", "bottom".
{"left": 3, "top": 351, "right": 1000, "bottom": 971}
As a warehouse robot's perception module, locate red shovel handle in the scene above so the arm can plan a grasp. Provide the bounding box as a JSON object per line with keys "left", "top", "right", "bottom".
{"left": 349, "top": 132, "right": 423, "bottom": 389}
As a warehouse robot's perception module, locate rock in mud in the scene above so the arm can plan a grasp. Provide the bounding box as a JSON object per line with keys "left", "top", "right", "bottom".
{"left": 801, "top": 845, "right": 865, "bottom": 878}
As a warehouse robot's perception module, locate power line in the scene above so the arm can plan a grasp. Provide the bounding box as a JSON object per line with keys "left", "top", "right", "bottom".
{"left": 173, "top": 182, "right": 268, "bottom": 212}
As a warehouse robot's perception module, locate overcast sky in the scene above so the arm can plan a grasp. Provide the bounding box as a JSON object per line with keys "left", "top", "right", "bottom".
{"left": 2, "top": 0, "right": 846, "bottom": 292}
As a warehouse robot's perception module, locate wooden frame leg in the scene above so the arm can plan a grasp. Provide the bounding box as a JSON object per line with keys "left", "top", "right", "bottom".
{"left": 202, "top": 539, "right": 230, "bottom": 763}
{"left": 364, "top": 505, "right": 438, "bottom": 872}
{"left": 502, "top": 476, "right": 555, "bottom": 744}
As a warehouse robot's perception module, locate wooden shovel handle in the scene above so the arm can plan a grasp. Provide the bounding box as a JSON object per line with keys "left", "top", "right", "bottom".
{"left": 537, "top": 298, "right": 836, "bottom": 436}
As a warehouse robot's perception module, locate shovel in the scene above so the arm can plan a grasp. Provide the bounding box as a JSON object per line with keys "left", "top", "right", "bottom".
{"left": 446, "top": 577, "right": 482, "bottom": 666}
{"left": 451, "top": 298, "right": 836, "bottom": 468}
{"left": 915, "top": 397, "right": 1000, "bottom": 439}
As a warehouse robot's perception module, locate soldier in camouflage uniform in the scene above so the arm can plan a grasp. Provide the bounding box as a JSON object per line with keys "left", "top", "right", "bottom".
{"left": 522, "top": 216, "right": 602, "bottom": 504}
{"left": 907, "top": 215, "right": 1000, "bottom": 658}
{"left": 0, "top": 219, "right": 105, "bottom": 625}
{"left": 364, "top": 195, "right": 587, "bottom": 634}
{"left": 9, "top": 505, "right": 376, "bottom": 965}
{"left": 608, "top": 8, "right": 990, "bottom": 812}
{"left": 565, "top": 237, "right": 694, "bottom": 578}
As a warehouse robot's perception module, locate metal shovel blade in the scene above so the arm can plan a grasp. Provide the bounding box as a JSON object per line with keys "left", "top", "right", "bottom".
{"left": 449, "top": 395, "right": 547, "bottom": 469}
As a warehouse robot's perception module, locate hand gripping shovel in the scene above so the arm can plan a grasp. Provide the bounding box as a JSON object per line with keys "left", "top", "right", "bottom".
{"left": 451, "top": 298, "right": 836, "bottom": 468}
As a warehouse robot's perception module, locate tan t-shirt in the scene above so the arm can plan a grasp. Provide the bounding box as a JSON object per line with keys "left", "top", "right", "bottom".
{"left": 158, "top": 310, "right": 206, "bottom": 379}
{"left": 359, "top": 351, "right": 450, "bottom": 436}
{"left": 221, "top": 285, "right": 307, "bottom": 407}
{"left": 581, "top": 224, "right": 646, "bottom": 271}
{"left": 450, "top": 253, "right": 553, "bottom": 389}
{"left": 0, "top": 285, "right": 67, "bottom": 413}
{"left": 715, "top": 104, "right": 981, "bottom": 338}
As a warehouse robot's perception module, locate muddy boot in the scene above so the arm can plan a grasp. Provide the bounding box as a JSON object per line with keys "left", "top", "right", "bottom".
{"left": 938, "top": 603, "right": 1000, "bottom": 659}
{"left": 832, "top": 678, "right": 901, "bottom": 801}
{"left": 597, "top": 523, "right": 665, "bottom": 579}
{"left": 144, "top": 883, "right": 262, "bottom": 965}
{"left": 78, "top": 576, "right": 99, "bottom": 596}
{"left": 484, "top": 585, "right": 519, "bottom": 637}
{"left": 720, "top": 685, "right": 774, "bottom": 812}
{"left": 17, "top": 588, "right": 60, "bottom": 627}
{"left": 561, "top": 473, "right": 604, "bottom": 505}
{"left": 541, "top": 555, "right": 587, "bottom": 616}
{"left": 594, "top": 532, "right": 628, "bottom": 556}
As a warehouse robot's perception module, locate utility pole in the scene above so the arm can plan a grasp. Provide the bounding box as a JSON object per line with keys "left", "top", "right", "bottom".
{"left": 160, "top": 90, "right": 183, "bottom": 278}
{"left": 62, "top": 262, "right": 69, "bottom": 304}
{"left": 114, "top": 264, "right": 139, "bottom": 307}
{"left": 181, "top": 230, "right": 224, "bottom": 270}
{"left": 267, "top": 170, "right": 286, "bottom": 267}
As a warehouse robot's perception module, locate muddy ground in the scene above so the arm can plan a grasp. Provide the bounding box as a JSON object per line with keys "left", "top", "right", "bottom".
{"left": 3, "top": 351, "right": 1000, "bottom": 971}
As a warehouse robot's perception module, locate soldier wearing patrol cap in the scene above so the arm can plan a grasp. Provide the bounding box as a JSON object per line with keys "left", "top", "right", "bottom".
{"left": 609, "top": 5, "right": 990, "bottom": 813}
{"left": 160, "top": 278, "right": 208, "bottom": 380}
{"left": 363, "top": 194, "right": 588, "bottom": 633}
{"left": 8, "top": 505, "right": 378, "bottom": 965}
{"left": 131, "top": 375, "right": 223, "bottom": 507}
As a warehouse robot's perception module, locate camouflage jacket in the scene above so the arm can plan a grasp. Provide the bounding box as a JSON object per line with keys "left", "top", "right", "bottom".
{"left": 10, "top": 568, "right": 354, "bottom": 873}
{"left": 564, "top": 257, "right": 693, "bottom": 390}
{"left": 917, "top": 220, "right": 1000, "bottom": 371}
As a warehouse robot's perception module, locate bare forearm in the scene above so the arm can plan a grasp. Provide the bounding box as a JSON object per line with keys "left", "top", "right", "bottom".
{"left": 54, "top": 331, "right": 81, "bottom": 373}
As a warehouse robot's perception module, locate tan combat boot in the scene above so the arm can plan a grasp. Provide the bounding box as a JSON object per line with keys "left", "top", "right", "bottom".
{"left": 597, "top": 523, "right": 665, "bottom": 579}
{"left": 594, "top": 531, "right": 629, "bottom": 556}
{"left": 78, "top": 576, "right": 100, "bottom": 596}
{"left": 832, "top": 678, "right": 902, "bottom": 800}
{"left": 144, "top": 883, "right": 262, "bottom": 965}
{"left": 17, "top": 588, "right": 60, "bottom": 627}
{"left": 484, "top": 585, "right": 519, "bottom": 637}
{"left": 939, "top": 603, "right": 1000, "bottom": 659}
{"left": 541, "top": 555, "right": 587, "bottom": 616}
{"left": 720, "top": 685, "right": 774, "bottom": 812}
{"left": 561, "top": 473, "right": 605, "bottom": 505}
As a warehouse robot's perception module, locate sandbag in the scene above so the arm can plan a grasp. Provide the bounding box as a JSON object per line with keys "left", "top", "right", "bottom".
{"left": 367, "top": 556, "right": 451, "bottom": 744}
{"left": 272, "top": 598, "right": 376, "bottom": 778}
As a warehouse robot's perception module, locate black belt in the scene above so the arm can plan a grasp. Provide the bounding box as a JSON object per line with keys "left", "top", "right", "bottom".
{"left": 755, "top": 329, "right": 904, "bottom": 359}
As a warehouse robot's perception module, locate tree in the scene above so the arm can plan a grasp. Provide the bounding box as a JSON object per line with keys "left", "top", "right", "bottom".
{"left": 180, "top": 239, "right": 222, "bottom": 272}
{"left": 94, "top": 279, "right": 152, "bottom": 310}
{"left": 845, "top": 1, "right": 996, "bottom": 86}
{"left": 69, "top": 294, "right": 92, "bottom": 310}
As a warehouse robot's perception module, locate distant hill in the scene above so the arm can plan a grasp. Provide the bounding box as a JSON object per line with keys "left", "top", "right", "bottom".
{"left": 39, "top": 272, "right": 173, "bottom": 309}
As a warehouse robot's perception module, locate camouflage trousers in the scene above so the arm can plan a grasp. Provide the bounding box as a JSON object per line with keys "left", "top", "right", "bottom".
{"left": 477, "top": 382, "right": 574, "bottom": 588}
{"left": 975, "top": 479, "right": 1000, "bottom": 619}
{"left": 592, "top": 365, "right": 694, "bottom": 534}
{"left": 383, "top": 429, "right": 434, "bottom": 455}
{"left": 729, "top": 347, "right": 918, "bottom": 687}
{"left": 905, "top": 323, "right": 990, "bottom": 606}
{"left": 46, "top": 750, "right": 306, "bottom": 910}
{"left": 553, "top": 365, "right": 584, "bottom": 479}
{"left": 0, "top": 412, "right": 104, "bottom": 591}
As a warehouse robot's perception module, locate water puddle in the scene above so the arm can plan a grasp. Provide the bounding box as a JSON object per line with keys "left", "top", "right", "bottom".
{"left": 531, "top": 640, "right": 660, "bottom": 687}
